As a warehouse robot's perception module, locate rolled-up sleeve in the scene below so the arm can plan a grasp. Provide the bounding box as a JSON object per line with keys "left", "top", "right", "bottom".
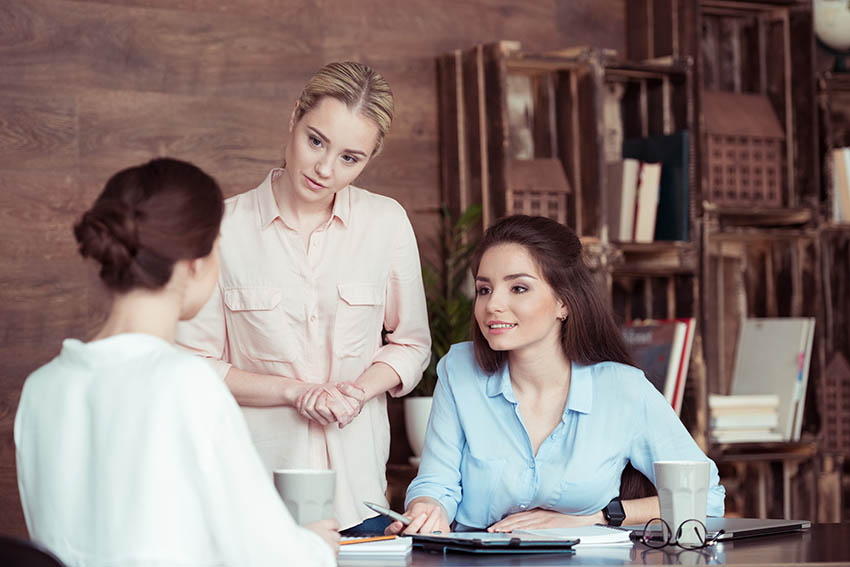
{"left": 404, "top": 356, "right": 464, "bottom": 522}
{"left": 372, "top": 209, "right": 431, "bottom": 396}
{"left": 631, "top": 379, "right": 726, "bottom": 517}
{"left": 176, "top": 281, "right": 232, "bottom": 379}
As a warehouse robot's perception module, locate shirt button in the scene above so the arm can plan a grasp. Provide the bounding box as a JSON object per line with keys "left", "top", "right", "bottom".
{"left": 310, "top": 315, "right": 317, "bottom": 322}
{"left": 529, "top": 461, "right": 535, "bottom": 469}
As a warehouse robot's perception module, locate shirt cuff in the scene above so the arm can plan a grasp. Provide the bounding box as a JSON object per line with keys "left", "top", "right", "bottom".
{"left": 372, "top": 346, "right": 429, "bottom": 397}
{"left": 707, "top": 484, "right": 726, "bottom": 517}
{"left": 404, "top": 489, "right": 458, "bottom": 524}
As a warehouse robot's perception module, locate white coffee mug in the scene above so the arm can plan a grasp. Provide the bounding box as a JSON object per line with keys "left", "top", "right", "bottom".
{"left": 654, "top": 460, "right": 710, "bottom": 545}
{"left": 273, "top": 469, "right": 336, "bottom": 525}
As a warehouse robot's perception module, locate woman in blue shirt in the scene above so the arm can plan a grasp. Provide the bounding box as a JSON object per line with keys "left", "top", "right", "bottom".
{"left": 390, "top": 215, "right": 724, "bottom": 534}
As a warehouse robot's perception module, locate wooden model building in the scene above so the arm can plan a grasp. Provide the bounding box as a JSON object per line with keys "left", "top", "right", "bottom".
{"left": 704, "top": 91, "right": 786, "bottom": 207}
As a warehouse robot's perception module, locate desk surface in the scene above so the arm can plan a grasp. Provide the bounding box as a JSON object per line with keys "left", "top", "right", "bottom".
{"left": 340, "top": 523, "right": 850, "bottom": 566}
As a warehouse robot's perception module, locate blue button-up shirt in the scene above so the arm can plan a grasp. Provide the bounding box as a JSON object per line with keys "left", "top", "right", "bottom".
{"left": 405, "top": 342, "right": 725, "bottom": 530}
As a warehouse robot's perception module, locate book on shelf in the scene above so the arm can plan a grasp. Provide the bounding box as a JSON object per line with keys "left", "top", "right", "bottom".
{"left": 606, "top": 158, "right": 661, "bottom": 243}
{"left": 728, "top": 318, "right": 816, "bottom": 442}
{"left": 710, "top": 412, "right": 780, "bottom": 430}
{"left": 633, "top": 162, "right": 662, "bottom": 243}
{"left": 623, "top": 131, "right": 689, "bottom": 241}
{"left": 711, "top": 429, "right": 785, "bottom": 444}
{"left": 621, "top": 318, "right": 695, "bottom": 415}
{"left": 606, "top": 159, "right": 640, "bottom": 242}
{"left": 832, "top": 147, "right": 850, "bottom": 223}
{"left": 708, "top": 394, "right": 780, "bottom": 410}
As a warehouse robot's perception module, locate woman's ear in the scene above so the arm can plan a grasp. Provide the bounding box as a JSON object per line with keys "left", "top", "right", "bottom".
{"left": 184, "top": 256, "right": 209, "bottom": 281}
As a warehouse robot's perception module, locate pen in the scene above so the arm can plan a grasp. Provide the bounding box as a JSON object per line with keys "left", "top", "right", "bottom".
{"left": 363, "top": 501, "right": 412, "bottom": 526}
{"left": 340, "top": 535, "right": 397, "bottom": 545}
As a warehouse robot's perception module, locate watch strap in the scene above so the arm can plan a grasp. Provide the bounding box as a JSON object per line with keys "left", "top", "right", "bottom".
{"left": 602, "top": 496, "right": 626, "bottom": 527}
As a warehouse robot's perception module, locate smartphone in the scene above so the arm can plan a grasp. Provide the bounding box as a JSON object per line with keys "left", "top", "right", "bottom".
{"left": 363, "top": 501, "right": 412, "bottom": 526}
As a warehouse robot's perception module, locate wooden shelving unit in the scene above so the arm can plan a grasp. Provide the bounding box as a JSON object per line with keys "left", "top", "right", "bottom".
{"left": 817, "top": 71, "right": 850, "bottom": 522}
{"left": 627, "top": 0, "right": 847, "bottom": 520}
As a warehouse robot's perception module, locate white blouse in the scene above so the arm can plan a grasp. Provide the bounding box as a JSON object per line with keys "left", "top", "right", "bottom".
{"left": 15, "top": 333, "right": 334, "bottom": 567}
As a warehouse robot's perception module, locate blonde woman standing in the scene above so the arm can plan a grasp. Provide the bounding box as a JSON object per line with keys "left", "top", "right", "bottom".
{"left": 177, "top": 62, "right": 431, "bottom": 534}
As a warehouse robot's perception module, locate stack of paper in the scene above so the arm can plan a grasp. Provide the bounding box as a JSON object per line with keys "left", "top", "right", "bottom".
{"left": 516, "top": 525, "right": 632, "bottom": 547}
{"left": 338, "top": 535, "right": 412, "bottom": 563}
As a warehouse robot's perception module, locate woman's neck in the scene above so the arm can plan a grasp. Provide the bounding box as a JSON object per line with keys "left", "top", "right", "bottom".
{"left": 272, "top": 170, "right": 335, "bottom": 234}
{"left": 93, "top": 289, "right": 181, "bottom": 343}
{"left": 508, "top": 342, "right": 572, "bottom": 396}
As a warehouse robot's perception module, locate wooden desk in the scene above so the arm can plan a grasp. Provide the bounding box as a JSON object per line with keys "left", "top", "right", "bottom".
{"left": 340, "top": 523, "right": 850, "bottom": 566}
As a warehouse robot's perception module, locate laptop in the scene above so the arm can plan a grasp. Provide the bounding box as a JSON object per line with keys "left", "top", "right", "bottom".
{"left": 708, "top": 517, "right": 811, "bottom": 541}
{"left": 627, "top": 517, "right": 811, "bottom": 541}
{"left": 411, "top": 532, "right": 578, "bottom": 554}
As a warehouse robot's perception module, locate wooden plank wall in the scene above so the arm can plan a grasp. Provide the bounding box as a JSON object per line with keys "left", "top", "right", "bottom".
{"left": 0, "top": 0, "right": 626, "bottom": 537}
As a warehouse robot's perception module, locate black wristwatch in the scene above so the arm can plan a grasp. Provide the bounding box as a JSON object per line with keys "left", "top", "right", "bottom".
{"left": 602, "top": 496, "right": 626, "bottom": 527}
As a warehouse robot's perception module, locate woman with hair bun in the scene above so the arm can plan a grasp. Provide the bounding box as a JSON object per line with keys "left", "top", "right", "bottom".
{"left": 390, "top": 215, "right": 724, "bottom": 535}
{"left": 15, "top": 158, "right": 336, "bottom": 566}
{"left": 177, "top": 61, "right": 431, "bottom": 534}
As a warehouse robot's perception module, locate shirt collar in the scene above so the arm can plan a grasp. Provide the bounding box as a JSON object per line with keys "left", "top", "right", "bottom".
{"left": 257, "top": 169, "right": 283, "bottom": 229}
{"left": 485, "top": 360, "right": 593, "bottom": 414}
{"left": 565, "top": 362, "right": 593, "bottom": 414}
{"left": 485, "top": 363, "right": 517, "bottom": 403}
{"left": 257, "top": 169, "right": 352, "bottom": 230}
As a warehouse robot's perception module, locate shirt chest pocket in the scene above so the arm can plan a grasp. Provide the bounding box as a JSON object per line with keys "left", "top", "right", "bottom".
{"left": 459, "top": 453, "right": 506, "bottom": 527}
{"left": 333, "top": 283, "right": 384, "bottom": 358}
{"left": 223, "top": 287, "right": 301, "bottom": 363}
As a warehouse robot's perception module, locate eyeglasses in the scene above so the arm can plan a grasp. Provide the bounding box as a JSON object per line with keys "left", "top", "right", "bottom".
{"left": 639, "top": 518, "right": 725, "bottom": 550}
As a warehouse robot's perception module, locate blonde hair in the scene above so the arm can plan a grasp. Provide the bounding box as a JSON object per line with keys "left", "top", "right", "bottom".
{"left": 294, "top": 61, "right": 394, "bottom": 157}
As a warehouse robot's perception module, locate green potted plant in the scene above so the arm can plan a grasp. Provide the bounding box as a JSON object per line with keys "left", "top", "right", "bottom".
{"left": 405, "top": 204, "right": 481, "bottom": 463}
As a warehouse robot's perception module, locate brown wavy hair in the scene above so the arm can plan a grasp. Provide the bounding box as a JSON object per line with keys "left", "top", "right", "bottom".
{"left": 471, "top": 215, "right": 654, "bottom": 499}
{"left": 74, "top": 158, "right": 224, "bottom": 292}
{"left": 471, "top": 215, "right": 634, "bottom": 374}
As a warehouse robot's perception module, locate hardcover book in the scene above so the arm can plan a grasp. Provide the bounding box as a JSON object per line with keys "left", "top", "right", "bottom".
{"left": 622, "top": 318, "right": 695, "bottom": 415}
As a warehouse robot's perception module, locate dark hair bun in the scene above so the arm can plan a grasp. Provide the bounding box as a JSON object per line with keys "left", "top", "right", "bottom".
{"left": 74, "top": 158, "right": 224, "bottom": 292}
{"left": 74, "top": 201, "right": 139, "bottom": 289}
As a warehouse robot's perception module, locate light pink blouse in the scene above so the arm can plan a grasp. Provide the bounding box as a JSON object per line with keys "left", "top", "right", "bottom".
{"left": 177, "top": 169, "right": 431, "bottom": 528}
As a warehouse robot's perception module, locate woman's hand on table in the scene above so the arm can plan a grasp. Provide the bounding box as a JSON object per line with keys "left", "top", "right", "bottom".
{"left": 487, "top": 508, "right": 603, "bottom": 532}
{"left": 305, "top": 518, "right": 340, "bottom": 555}
{"left": 385, "top": 497, "right": 451, "bottom": 535}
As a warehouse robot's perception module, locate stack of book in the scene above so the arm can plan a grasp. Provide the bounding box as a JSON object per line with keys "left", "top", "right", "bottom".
{"left": 709, "top": 394, "right": 782, "bottom": 444}
{"left": 729, "top": 318, "right": 815, "bottom": 442}
{"left": 832, "top": 147, "right": 850, "bottom": 223}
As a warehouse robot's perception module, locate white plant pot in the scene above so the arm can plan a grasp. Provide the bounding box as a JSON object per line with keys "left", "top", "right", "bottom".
{"left": 403, "top": 396, "right": 433, "bottom": 465}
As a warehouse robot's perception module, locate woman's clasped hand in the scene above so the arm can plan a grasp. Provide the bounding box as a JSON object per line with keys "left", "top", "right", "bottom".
{"left": 294, "top": 381, "right": 366, "bottom": 428}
